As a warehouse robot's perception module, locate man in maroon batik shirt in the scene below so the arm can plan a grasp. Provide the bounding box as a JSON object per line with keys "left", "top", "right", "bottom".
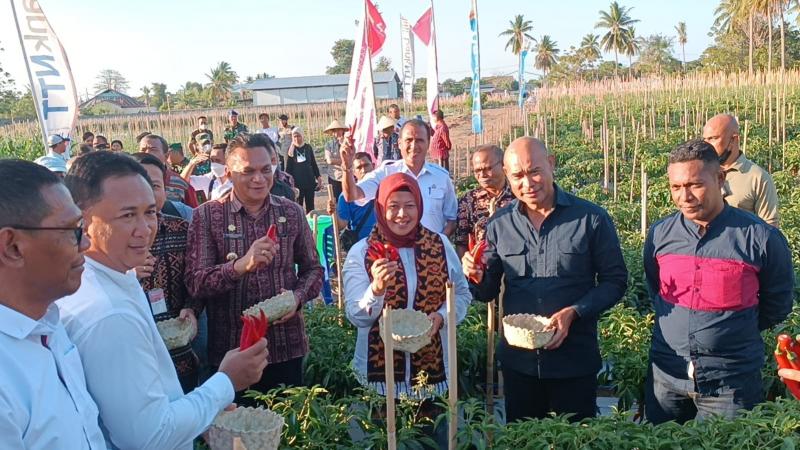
{"left": 184, "top": 133, "right": 323, "bottom": 403}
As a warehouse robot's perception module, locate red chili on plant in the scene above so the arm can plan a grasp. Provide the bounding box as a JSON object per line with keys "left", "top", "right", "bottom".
{"left": 774, "top": 333, "right": 800, "bottom": 399}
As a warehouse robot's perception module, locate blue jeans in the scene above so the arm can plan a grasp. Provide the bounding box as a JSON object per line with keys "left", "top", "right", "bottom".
{"left": 645, "top": 362, "right": 763, "bottom": 424}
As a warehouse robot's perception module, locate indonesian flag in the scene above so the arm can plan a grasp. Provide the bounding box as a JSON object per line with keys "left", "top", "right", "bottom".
{"left": 366, "top": 0, "right": 386, "bottom": 55}
{"left": 413, "top": 3, "right": 439, "bottom": 123}
{"left": 345, "top": 0, "right": 385, "bottom": 161}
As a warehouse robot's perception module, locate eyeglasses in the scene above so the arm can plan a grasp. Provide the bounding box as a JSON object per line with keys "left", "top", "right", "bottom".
{"left": 8, "top": 225, "right": 84, "bottom": 246}
{"left": 473, "top": 160, "right": 502, "bottom": 175}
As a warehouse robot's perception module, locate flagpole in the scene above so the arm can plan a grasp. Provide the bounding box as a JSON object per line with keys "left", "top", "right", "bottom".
{"left": 366, "top": 0, "right": 378, "bottom": 137}
{"left": 9, "top": 0, "right": 48, "bottom": 150}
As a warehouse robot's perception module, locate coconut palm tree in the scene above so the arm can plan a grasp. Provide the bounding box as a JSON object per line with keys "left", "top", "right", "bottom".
{"left": 623, "top": 27, "right": 642, "bottom": 78}
{"left": 714, "top": 0, "right": 752, "bottom": 75}
{"left": 534, "top": 35, "right": 560, "bottom": 81}
{"left": 141, "top": 86, "right": 151, "bottom": 108}
{"left": 206, "top": 61, "right": 238, "bottom": 105}
{"left": 595, "top": 1, "right": 639, "bottom": 77}
{"left": 580, "top": 33, "right": 602, "bottom": 68}
{"left": 499, "top": 15, "right": 535, "bottom": 55}
{"left": 675, "top": 22, "right": 688, "bottom": 71}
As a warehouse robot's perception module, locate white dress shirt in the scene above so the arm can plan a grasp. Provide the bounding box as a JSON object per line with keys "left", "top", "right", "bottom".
{"left": 254, "top": 127, "right": 279, "bottom": 144}
{"left": 356, "top": 160, "right": 458, "bottom": 233}
{"left": 57, "top": 257, "right": 234, "bottom": 450}
{"left": 189, "top": 174, "right": 232, "bottom": 202}
{"left": 343, "top": 232, "right": 471, "bottom": 397}
{"left": 0, "top": 303, "right": 106, "bottom": 450}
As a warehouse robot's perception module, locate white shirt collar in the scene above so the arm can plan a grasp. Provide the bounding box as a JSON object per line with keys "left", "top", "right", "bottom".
{"left": 0, "top": 302, "right": 60, "bottom": 340}
{"left": 85, "top": 256, "right": 141, "bottom": 291}
{"left": 398, "top": 161, "right": 428, "bottom": 178}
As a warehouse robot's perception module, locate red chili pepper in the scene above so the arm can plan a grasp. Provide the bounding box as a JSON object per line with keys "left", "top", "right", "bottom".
{"left": 266, "top": 224, "right": 277, "bottom": 242}
{"left": 367, "top": 241, "right": 384, "bottom": 260}
{"left": 383, "top": 244, "right": 399, "bottom": 261}
{"left": 775, "top": 334, "right": 800, "bottom": 399}
{"left": 778, "top": 334, "right": 800, "bottom": 370}
{"left": 239, "top": 316, "right": 254, "bottom": 350}
{"left": 467, "top": 240, "right": 488, "bottom": 283}
{"left": 468, "top": 234, "right": 476, "bottom": 253}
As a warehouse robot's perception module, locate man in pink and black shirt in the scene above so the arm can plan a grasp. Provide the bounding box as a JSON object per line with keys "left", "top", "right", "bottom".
{"left": 643, "top": 139, "right": 794, "bottom": 424}
{"left": 184, "top": 133, "right": 323, "bottom": 403}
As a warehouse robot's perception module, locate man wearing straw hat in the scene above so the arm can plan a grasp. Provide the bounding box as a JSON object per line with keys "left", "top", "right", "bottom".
{"left": 324, "top": 119, "right": 348, "bottom": 199}
{"left": 373, "top": 115, "right": 400, "bottom": 164}
{"left": 462, "top": 137, "right": 628, "bottom": 423}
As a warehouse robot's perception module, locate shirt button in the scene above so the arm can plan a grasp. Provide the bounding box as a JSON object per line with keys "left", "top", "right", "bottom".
{"left": 537, "top": 298, "right": 543, "bottom": 304}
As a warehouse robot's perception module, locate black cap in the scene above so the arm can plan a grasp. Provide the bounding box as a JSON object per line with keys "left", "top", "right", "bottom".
{"left": 279, "top": 114, "right": 288, "bottom": 120}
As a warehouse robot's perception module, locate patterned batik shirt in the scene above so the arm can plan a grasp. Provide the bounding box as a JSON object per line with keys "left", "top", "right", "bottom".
{"left": 454, "top": 184, "right": 515, "bottom": 248}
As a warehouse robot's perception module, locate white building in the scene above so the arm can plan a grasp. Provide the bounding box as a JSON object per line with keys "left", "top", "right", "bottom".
{"left": 245, "top": 71, "right": 401, "bottom": 106}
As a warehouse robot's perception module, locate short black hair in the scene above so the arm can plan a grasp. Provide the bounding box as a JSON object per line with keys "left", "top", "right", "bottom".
{"left": 111, "top": 139, "right": 123, "bottom": 148}
{"left": 669, "top": 139, "right": 720, "bottom": 170}
{"left": 0, "top": 159, "right": 62, "bottom": 228}
{"left": 400, "top": 119, "right": 431, "bottom": 140}
{"left": 78, "top": 144, "right": 94, "bottom": 155}
{"left": 135, "top": 131, "right": 151, "bottom": 143}
{"left": 142, "top": 134, "right": 168, "bottom": 153}
{"left": 227, "top": 133, "right": 275, "bottom": 161}
{"left": 354, "top": 152, "right": 373, "bottom": 164}
{"left": 82, "top": 131, "right": 94, "bottom": 141}
{"left": 198, "top": 115, "right": 208, "bottom": 121}
{"left": 435, "top": 110, "right": 444, "bottom": 120}
{"left": 388, "top": 103, "right": 399, "bottom": 110}
{"left": 94, "top": 135, "right": 108, "bottom": 143}
{"left": 131, "top": 152, "right": 166, "bottom": 175}
{"left": 65, "top": 152, "right": 152, "bottom": 209}
{"left": 258, "top": 112, "right": 270, "bottom": 120}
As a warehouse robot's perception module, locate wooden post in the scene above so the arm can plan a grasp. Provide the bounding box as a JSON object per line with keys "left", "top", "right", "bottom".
{"left": 327, "top": 186, "right": 345, "bottom": 310}
{"left": 446, "top": 281, "right": 457, "bottom": 450}
{"left": 383, "top": 307, "right": 397, "bottom": 450}
{"left": 640, "top": 163, "right": 648, "bottom": 238}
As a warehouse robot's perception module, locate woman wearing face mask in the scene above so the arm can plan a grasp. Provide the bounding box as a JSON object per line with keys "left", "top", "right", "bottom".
{"left": 285, "top": 126, "right": 322, "bottom": 213}
{"left": 184, "top": 143, "right": 232, "bottom": 204}
{"left": 342, "top": 173, "right": 471, "bottom": 420}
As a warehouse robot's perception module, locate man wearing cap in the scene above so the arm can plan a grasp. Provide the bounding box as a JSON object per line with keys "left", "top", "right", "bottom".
{"left": 181, "top": 133, "right": 213, "bottom": 177}
{"left": 34, "top": 155, "right": 68, "bottom": 178}
{"left": 42, "top": 134, "right": 71, "bottom": 161}
{"left": 223, "top": 110, "right": 249, "bottom": 143}
{"left": 277, "top": 114, "right": 294, "bottom": 169}
{"left": 324, "top": 120, "right": 348, "bottom": 199}
{"left": 254, "top": 113, "right": 280, "bottom": 146}
{"left": 373, "top": 116, "right": 400, "bottom": 163}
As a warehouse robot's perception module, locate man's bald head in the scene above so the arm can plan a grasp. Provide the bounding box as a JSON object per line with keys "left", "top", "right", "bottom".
{"left": 702, "top": 114, "right": 740, "bottom": 166}
{"left": 504, "top": 137, "right": 556, "bottom": 210}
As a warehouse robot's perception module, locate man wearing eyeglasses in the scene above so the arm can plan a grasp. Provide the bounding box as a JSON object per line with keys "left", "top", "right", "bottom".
{"left": 185, "top": 133, "right": 323, "bottom": 403}
{"left": 57, "top": 152, "right": 268, "bottom": 449}
{"left": 454, "top": 144, "right": 515, "bottom": 258}
{"left": 0, "top": 159, "right": 106, "bottom": 449}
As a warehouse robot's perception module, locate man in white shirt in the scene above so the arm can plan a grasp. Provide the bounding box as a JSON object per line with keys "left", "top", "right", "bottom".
{"left": 254, "top": 112, "right": 280, "bottom": 146}
{"left": 35, "top": 133, "right": 71, "bottom": 163}
{"left": 58, "top": 152, "right": 268, "bottom": 450}
{"left": 185, "top": 143, "right": 232, "bottom": 204}
{"left": 342, "top": 119, "right": 458, "bottom": 235}
{"left": 0, "top": 159, "right": 106, "bottom": 449}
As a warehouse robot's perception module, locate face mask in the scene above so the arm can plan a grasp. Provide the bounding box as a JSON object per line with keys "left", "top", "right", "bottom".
{"left": 199, "top": 123, "right": 207, "bottom": 130}
{"left": 202, "top": 143, "right": 212, "bottom": 153}
{"left": 718, "top": 144, "right": 732, "bottom": 165}
{"left": 210, "top": 162, "right": 226, "bottom": 178}
{"left": 271, "top": 164, "right": 278, "bottom": 175}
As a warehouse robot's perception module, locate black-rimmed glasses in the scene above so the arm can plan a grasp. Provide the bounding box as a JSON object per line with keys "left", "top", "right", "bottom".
{"left": 8, "top": 225, "right": 84, "bottom": 246}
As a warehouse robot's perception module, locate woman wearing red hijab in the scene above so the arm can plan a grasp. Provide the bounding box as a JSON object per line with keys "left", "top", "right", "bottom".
{"left": 343, "top": 173, "right": 471, "bottom": 399}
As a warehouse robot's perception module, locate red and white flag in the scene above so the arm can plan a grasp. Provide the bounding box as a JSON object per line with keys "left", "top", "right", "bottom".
{"left": 345, "top": 0, "right": 385, "bottom": 160}
{"left": 413, "top": 3, "right": 439, "bottom": 123}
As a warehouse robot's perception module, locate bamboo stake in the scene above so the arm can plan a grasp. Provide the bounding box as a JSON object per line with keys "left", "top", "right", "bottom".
{"left": 485, "top": 198, "right": 498, "bottom": 425}
{"left": 327, "top": 186, "right": 345, "bottom": 311}
{"left": 383, "top": 307, "right": 397, "bottom": 450}
{"left": 641, "top": 163, "right": 648, "bottom": 238}
{"left": 446, "top": 280, "right": 457, "bottom": 450}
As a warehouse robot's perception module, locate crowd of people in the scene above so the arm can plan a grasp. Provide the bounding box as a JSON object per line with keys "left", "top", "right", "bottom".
{"left": 1, "top": 105, "right": 795, "bottom": 449}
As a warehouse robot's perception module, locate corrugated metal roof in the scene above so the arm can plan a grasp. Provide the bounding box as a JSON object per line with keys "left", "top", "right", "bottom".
{"left": 79, "top": 89, "right": 147, "bottom": 109}
{"left": 245, "top": 71, "right": 399, "bottom": 91}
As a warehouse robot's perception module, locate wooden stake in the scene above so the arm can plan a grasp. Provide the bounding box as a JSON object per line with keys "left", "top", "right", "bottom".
{"left": 327, "top": 186, "right": 345, "bottom": 311}
{"left": 640, "top": 163, "right": 648, "bottom": 238}
{"left": 383, "top": 307, "right": 397, "bottom": 450}
{"left": 446, "top": 281, "right": 457, "bottom": 450}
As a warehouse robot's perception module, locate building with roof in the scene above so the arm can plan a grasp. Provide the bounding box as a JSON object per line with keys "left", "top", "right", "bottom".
{"left": 79, "top": 89, "right": 155, "bottom": 114}
{"left": 244, "top": 71, "right": 401, "bottom": 106}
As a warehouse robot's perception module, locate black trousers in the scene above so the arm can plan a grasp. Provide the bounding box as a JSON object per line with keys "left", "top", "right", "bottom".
{"left": 297, "top": 188, "right": 316, "bottom": 213}
{"left": 229, "top": 356, "right": 305, "bottom": 407}
{"left": 504, "top": 367, "right": 597, "bottom": 423}
{"left": 328, "top": 177, "right": 343, "bottom": 200}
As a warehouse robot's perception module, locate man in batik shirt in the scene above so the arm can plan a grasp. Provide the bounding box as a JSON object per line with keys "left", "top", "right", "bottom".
{"left": 455, "top": 144, "right": 515, "bottom": 257}
{"left": 185, "top": 133, "right": 323, "bottom": 403}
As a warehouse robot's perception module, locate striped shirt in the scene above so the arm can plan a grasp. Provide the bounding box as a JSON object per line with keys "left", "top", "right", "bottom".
{"left": 644, "top": 205, "right": 794, "bottom": 392}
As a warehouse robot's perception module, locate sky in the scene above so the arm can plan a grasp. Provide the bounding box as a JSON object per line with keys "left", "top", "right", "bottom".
{"left": 0, "top": 0, "right": 719, "bottom": 99}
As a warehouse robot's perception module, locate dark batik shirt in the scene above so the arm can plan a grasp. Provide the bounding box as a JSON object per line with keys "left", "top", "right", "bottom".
{"left": 454, "top": 184, "right": 515, "bottom": 248}
{"left": 472, "top": 185, "right": 628, "bottom": 378}
{"left": 184, "top": 192, "right": 324, "bottom": 366}
{"left": 644, "top": 205, "right": 794, "bottom": 392}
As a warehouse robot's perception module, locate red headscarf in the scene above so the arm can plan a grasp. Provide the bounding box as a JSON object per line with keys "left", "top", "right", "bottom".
{"left": 374, "top": 173, "right": 423, "bottom": 248}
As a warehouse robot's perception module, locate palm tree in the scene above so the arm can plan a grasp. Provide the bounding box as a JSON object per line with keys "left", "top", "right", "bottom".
{"left": 141, "top": 86, "right": 151, "bottom": 108}
{"left": 499, "top": 15, "right": 535, "bottom": 55}
{"left": 595, "top": 1, "right": 639, "bottom": 77}
{"left": 534, "top": 35, "right": 560, "bottom": 80}
{"left": 580, "top": 33, "right": 602, "bottom": 67}
{"left": 206, "top": 61, "right": 238, "bottom": 105}
{"left": 623, "top": 27, "right": 642, "bottom": 78}
{"left": 714, "top": 0, "right": 752, "bottom": 75}
{"left": 675, "top": 22, "right": 688, "bottom": 71}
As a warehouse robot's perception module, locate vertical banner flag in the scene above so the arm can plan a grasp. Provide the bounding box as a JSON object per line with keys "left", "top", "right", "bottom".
{"left": 412, "top": 3, "right": 439, "bottom": 123}
{"left": 518, "top": 43, "right": 529, "bottom": 108}
{"left": 469, "top": 0, "right": 482, "bottom": 134}
{"left": 345, "top": 0, "right": 385, "bottom": 158}
{"left": 400, "top": 16, "right": 415, "bottom": 104}
{"left": 10, "top": 0, "right": 78, "bottom": 148}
